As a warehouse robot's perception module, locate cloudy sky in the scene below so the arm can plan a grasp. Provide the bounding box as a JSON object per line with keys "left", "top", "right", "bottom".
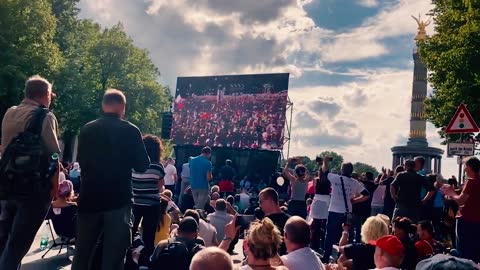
{"left": 78, "top": 0, "right": 459, "bottom": 177}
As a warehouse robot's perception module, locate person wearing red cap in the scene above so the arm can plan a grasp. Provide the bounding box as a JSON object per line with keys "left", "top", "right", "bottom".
{"left": 370, "top": 235, "right": 405, "bottom": 270}
{"left": 414, "top": 240, "right": 433, "bottom": 262}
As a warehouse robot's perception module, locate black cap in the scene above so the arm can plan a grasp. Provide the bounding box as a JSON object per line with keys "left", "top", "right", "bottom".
{"left": 416, "top": 254, "right": 478, "bottom": 270}
{"left": 179, "top": 216, "right": 198, "bottom": 234}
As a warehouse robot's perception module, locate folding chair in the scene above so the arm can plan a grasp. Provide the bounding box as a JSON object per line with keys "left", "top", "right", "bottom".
{"left": 42, "top": 205, "right": 77, "bottom": 259}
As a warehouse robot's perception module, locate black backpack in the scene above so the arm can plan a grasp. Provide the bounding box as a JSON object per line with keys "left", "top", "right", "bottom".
{"left": 0, "top": 107, "right": 50, "bottom": 199}
{"left": 150, "top": 239, "right": 203, "bottom": 270}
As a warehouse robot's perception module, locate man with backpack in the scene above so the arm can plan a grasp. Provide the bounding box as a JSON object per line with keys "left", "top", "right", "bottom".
{"left": 0, "top": 75, "right": 61, "bottom": 270}
{"left": 150, "top": 216, "right": 204, "bottom": 270}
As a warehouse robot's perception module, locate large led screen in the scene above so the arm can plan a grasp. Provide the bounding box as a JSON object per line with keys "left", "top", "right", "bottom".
{"left": 172, "top": 73, "right": 289, "bottom": 150}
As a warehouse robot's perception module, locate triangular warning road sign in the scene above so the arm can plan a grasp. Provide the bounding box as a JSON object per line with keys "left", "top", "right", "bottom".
{"left": 445, "top": 104, "right": 479, "bottom": 134}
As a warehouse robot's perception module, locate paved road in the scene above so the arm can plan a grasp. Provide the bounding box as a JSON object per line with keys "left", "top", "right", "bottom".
{"left": 21, "top": 221, "right": 245, "bottom": 269}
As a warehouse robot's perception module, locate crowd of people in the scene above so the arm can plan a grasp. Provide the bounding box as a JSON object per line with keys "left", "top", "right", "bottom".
{"left": 0, "top": 76, "right": 479, "bottom": 270}
{"left": 171, "top": 92, "right": 288, "bottom": 149}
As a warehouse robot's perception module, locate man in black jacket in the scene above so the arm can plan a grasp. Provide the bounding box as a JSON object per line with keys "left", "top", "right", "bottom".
{"left": 390, "top": 160, "right": 434, "bottom": 223}
{"left": 72, "top": 89, "right": 150, "bottom": 270}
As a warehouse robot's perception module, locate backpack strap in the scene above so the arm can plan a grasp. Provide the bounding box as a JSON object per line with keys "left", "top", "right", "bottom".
{"left": 340, "top": 176, "right": 350, "bottom": 213}
{"left": 26, "top": 107, "right": 49, "bottom": 135}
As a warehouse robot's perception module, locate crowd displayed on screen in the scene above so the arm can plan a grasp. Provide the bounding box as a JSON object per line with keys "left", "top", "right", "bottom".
{"left": 172, "top": 92, "right": 288, "bottom": 149}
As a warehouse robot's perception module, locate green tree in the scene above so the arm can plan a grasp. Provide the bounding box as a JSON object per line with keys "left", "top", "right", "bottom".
{"left": 352, "top": 162, "right": 379, "bottom": 177}
{"left": 419, "top": 1, "right": 480, "bottom": 143}
{"left": 0, "top": 0, "right": 63, "bottom": 129}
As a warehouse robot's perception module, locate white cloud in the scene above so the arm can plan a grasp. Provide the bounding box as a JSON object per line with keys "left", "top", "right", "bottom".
{"left": 357, "top": 0, "right": 380, "bottom": 8}
{"left": 77, "top": 0, "right": 455, "bottom": 176}
{"left": 288, "top": 68, "right": 457, "bottom": 177}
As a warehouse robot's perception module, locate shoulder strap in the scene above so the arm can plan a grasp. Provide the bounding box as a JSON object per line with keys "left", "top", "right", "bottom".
{"left": 26, "top": 108, "right": 49, "bottom": 135}
{"left": 340, "top": 176, "right": 349, "bottom": 213}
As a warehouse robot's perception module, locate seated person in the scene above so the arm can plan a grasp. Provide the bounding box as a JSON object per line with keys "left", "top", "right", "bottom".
{"left": 162, "top": 190, "right": 181, "bottom": 223}
{"left": 179, "top": 187, "right": 195, "bottom": 213}
{"left": 338, "top": 215, "right": 389, "bottom": 270}
{"left": 184, "top": 209, "right": 218, "bottom": 247}
{"left": 416, "top": 220, "right": 446, "bottom": 255}
{"left": 240, "top": 217, "right": 287, "bottom": 270}
{"left": 190, "top": 247, "right": 234, "bottom": 270}
{"left": 154, "top": 199, "right": 172, "bottom": 245}
{"left": 51, "top": 180, "right": 77, "bottom": 240}
{"left": 52, "top": 180, "right": 77, "bottom": 209}
{"left": 281, "top": 216, "right": 324, "bottom": 270}
{"left": 150, "top": 217, "right": 205, "bottom": 270}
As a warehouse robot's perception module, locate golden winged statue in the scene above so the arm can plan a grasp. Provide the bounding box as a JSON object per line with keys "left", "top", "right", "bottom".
{"left": 412, "top": 14, "right": 431, "bottom": 41}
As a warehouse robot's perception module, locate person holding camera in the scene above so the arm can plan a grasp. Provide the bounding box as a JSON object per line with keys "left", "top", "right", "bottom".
{"left": 321, "top": 158, "right": 370, "bottom": 263}
{"left": 283, "top": 157, "right": 311, "bottom": 219}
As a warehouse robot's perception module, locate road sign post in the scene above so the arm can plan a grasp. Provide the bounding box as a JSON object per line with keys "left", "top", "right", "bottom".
{"left": 445, "top": 104, "right": 479, "bottom": 185}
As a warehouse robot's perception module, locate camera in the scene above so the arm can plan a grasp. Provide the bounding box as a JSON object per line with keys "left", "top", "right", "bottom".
{"left": 295, "top": 165, "right": 307, "bottom": 178}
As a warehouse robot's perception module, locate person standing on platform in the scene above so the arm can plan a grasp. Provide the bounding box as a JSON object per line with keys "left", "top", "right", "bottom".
{"left": 72, "top": 89, "right": 150, "bottom": 270}
{"left": 219, "top": 159, "right": 235, "bottom": 198}
{"left": 442, "top": 156, "right": 480, "bottom": 263}
{"left": 0, "top": 75, "right": 61, "bottom": 270}
{"left": 179, "top": 157, "right": 192, "bottom": 206}
{"left": 164, "top": 158, "right": 177, "bottom": 193}
{"left": 190, "top": 147, "right": 213, "bottom": 209}
{"left": 321, "top": 159, "right": 370, "bottom": 263}
{"left": 390, "top": 159, "right": 434, "bottom": 223}
{"left": 283, "top": 158, "right": 310, "bottom": 219}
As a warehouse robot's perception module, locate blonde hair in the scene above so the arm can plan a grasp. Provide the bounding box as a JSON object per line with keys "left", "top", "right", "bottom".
{"left": 376, "top": 214, "right": 391, "bottom": 228}
{"left": 247, "top": 217, "right": 283, "bottom": 260}
{"left": 361, "top": 216, "right": 389, "bottom": 243}
{"left": 210, "top": 185, "right": 220, "bottom": 194}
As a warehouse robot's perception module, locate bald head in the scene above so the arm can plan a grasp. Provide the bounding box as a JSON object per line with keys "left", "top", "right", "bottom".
{"left": 190, "top": 247, "right": 233, "bottom": 270}
{"left": 284, "top": 216, "right": 310, "bottom": 247}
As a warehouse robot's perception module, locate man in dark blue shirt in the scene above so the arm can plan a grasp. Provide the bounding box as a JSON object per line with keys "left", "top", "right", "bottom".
{"left": 72, "top": 89, "right": 150, "bottom": 270}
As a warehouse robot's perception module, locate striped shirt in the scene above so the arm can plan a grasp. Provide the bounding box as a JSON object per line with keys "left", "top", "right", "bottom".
{"left": 132, "top": 163, "right": 165, "bottom": 206}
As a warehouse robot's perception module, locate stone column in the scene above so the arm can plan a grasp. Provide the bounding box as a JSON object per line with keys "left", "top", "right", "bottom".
{"left": 438, "top": 157, "right": 442, "bottom": 174}
{"left": 425, "top": 156, "right": 431, "bottom": 173}
{"left": 433, "top": 157, "right": 438, "bottom": 174}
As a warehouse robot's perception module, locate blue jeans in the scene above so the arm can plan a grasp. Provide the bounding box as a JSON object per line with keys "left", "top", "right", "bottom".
{"left": 456, "top": 218, "right": 480, "bottom": 263}
{"left": 322, "top": 212, "right": 345, "bottom": 263}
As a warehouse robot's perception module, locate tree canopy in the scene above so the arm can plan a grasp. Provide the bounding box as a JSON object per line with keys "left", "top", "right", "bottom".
{"left": 0, "top": 0, "right": 171, "bottom": 145}
{"left": 419, "top": 0, "right": 480, "bottom": 143}
{"left": 353, "top": 162, "right": 379, "bottom": 177}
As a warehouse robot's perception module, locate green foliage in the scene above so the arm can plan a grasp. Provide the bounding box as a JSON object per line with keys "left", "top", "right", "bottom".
{"left": 0, "top": 0, "right": 63, "bottom": 126}
{"left": 419, "top": 0, "right": 480, "bottom": 143}
{"left": 352, "top": 162, "right": 379, "bottom": 177}
{"left": 0, "top": 0, "right": 172, "bottom": 144}
{"left": 161, "top": 139, "right": 174, "bottom": 160}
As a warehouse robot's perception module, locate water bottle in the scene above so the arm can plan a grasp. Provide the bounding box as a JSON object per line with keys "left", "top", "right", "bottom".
{"left": 45, "top": 153, "right": 59, "bottom": 179}
{"left": 39, "top": 223, "right": 49, "bottom": 250}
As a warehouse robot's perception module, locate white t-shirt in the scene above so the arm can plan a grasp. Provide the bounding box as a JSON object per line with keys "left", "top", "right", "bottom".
{"left": 198, "top": 219, "right": 217, "bottom": 247}
{"left": 181, "top": 163, "right": 190, "bottom": 179}
{"left": 327, "top": 173, "right": 366, "bottom": 213}
{"left": 164, "top": 164, "right": 177, "bottom": 186}
{"left": 371, "top": 185, "right": 386, "bottom": 207}
{"left": 310, "top": 194, "right": 331, "bottom": 220}
{"left": 239, "top": 192, "right": 250, "bottom": 210}
{"left": 281, "top": 247, "right": 325, "bottom": 270}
